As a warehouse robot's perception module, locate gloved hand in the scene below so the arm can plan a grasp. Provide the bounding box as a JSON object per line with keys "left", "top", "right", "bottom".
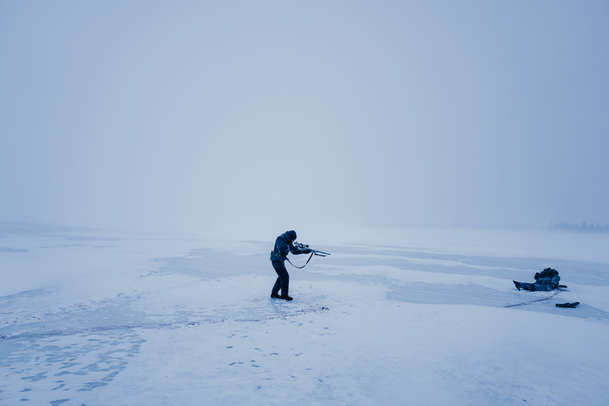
{"left": 303, "top": 248, "right": 312, "bottom": 254}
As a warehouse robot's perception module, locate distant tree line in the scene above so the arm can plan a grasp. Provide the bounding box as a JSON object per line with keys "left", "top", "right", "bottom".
{"left": 554, "top": 222, "right": 609, "bottom": 233}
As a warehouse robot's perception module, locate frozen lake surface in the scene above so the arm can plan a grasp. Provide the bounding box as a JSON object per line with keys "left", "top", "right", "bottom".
{"left": 1, "top": 225, "right": 609, "bottom": 405}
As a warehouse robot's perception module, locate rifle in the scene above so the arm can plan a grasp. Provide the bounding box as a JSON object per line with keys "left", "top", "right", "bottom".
{"left": 294, "top": 242, "right": 331, "bottom": 257}
{"left": 287, "top": 242, "right": 331, "bottom": 269}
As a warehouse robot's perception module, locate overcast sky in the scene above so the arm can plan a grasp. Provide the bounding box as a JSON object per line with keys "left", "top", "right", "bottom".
{"left": 1, "top": 0, "right": 608, "bottom": 233}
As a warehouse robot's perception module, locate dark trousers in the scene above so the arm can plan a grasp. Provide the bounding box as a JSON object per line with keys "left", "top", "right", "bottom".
{"left": 271, "top": 260, "right": 289, "bottom": 296}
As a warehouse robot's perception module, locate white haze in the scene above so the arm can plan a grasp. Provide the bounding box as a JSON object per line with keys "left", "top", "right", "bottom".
{"left": 1, "top": 0, "right": 608, "bottom": 233}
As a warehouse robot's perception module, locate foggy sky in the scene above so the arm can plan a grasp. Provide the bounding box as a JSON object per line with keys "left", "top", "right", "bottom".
{"left": 1, "top": 0, "right": 608, "bottom": 233}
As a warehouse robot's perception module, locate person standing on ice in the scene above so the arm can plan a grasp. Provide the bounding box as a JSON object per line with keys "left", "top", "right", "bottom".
{"left": 270, "top": 230, "right": 311, "bottom": 301}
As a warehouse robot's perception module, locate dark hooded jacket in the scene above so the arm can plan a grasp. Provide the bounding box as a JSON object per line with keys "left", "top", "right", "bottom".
{"left": 270, "top": 230, "right": 308, "bottom": 262}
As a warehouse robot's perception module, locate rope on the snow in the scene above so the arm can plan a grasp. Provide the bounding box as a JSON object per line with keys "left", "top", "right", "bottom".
{"left": 504, "top": 290, "right": 561, "bottom": 308}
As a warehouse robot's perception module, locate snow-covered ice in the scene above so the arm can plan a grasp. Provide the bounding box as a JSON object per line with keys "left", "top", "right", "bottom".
{"left": 1, "top": 225, "right": 609, "bottom": 405}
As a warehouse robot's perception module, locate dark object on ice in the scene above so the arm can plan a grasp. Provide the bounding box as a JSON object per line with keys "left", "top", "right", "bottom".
{"left": 513, "top": 267, "right": 561, "bottom": 292}
{"left": 321, "top": 306, "right": 329, "bottom": 311}
{"left": 270, "top": 230, "right": 311, "bottom": 299}
{"left": 556, "top": 302, "right": 580, "bottom": 308}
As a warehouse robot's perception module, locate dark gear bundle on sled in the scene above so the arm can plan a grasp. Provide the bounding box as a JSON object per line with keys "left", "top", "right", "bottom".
{"left": 513, "top": 267, "right": 566, "bottom": 292}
